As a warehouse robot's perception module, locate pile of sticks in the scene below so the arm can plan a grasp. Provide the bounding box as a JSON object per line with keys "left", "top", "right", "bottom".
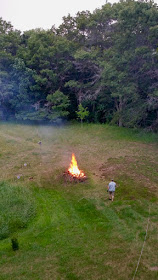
{"left": 63, "top": 171, "right": 87, "bottom": 183}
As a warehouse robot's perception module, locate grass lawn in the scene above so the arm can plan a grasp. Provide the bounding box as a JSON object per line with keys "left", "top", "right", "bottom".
{"left": 0, "top": 122, "right": 157, "bottom": 280}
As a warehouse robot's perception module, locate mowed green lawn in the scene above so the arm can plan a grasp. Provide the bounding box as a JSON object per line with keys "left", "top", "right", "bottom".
{"left": 0, "top": 122, "right": 158, "bottom": 280}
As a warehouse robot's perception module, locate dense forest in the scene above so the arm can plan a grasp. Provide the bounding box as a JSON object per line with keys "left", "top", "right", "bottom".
{"left": 0, "top": 0, "right": 158, "bottom": 130}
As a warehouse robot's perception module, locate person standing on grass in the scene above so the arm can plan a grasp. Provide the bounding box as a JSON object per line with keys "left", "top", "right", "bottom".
{"left": 108, "top": 179, "right": 116, "bottom": 201}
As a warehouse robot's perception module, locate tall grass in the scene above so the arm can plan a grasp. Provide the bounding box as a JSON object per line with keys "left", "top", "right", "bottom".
{"left": 0, "top": 182, "right": 36, "bottom": 240}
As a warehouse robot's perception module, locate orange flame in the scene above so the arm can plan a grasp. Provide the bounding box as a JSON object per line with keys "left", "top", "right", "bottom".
{"left": 68, "top": 153, "right": 85, "bottom": 178}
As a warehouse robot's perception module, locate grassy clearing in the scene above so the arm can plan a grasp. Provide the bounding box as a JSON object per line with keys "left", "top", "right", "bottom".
{"left": 0, "top": 122, "right": 157, "bottom": 280}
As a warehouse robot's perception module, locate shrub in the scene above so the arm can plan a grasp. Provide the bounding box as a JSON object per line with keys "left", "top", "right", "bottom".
{"left": 11, "top": 237, "right": 19, "bottom": 251}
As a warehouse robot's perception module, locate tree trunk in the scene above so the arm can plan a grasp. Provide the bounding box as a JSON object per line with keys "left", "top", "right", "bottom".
{"left": 118, "top": 117, "right": 122, "bottom": 127}
{"left": 115, "top": 97, "right": 123, "bottom": 127}
{"left": 118, "top": 96, "right": 123, "bottom": 127}
{"left": 78, "top": 90, "right": 82, "bottom": 104}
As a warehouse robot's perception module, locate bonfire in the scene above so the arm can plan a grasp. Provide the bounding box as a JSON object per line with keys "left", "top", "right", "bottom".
{"left": 64, "top": 153, "right": 86, "bottom": 182}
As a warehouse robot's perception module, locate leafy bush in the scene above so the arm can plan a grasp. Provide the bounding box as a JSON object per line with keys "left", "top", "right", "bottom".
{"left": 0, "top": 182, "right": 36, "bottom": 240}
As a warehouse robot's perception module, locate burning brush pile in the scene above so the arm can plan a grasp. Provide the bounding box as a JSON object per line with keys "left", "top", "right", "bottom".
{"left": 64, "top": 153, "right": 87, "bottom": 182}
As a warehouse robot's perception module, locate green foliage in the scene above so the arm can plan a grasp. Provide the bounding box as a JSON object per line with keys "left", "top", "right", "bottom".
{"left": 46, "top": 90, "right": 70, "bottom": 120}
{"left": 0, "top": 1, "right": 158, "bottom": 130}
{"left": 65, "top": 80, "right": 80, "bottom": 89}
{"left": 76, "top": 104, "right": 89, "bottom": 123}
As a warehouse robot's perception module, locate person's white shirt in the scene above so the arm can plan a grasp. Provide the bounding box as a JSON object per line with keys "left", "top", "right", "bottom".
{"left": 108, "top": 181, "right": 116, "bottom": 192}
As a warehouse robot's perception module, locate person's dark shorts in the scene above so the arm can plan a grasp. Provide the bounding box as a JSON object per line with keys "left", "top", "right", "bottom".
{"left": 109, "top": 191, "right": 115, "bottom": 196}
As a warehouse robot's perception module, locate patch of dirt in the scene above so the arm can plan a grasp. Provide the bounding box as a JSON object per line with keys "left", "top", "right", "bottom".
{"left": 99, "top": 156, "right": 158, "bottom": 194}
{"left": 0, "top": 133, "right": 25, "bottom": 143}
{"left": 150, "top": 266, "right": 158, "bottom": 271}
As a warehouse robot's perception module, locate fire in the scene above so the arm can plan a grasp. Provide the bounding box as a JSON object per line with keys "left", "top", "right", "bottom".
{"left": 68, "top": 153, "right": 85, "bottom": 178}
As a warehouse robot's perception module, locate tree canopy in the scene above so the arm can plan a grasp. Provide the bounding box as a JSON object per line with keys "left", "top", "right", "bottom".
{"left": 0, "top": 0, "right": 158, "bottom": 131}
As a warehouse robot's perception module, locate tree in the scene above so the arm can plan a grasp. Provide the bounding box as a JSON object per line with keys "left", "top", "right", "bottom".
{"left": 46, "top": 90, "right": 70, "bottom": 121}
{"left": 8, "top": 58, "right": 36, "bottom": 119}
{"left": 65, "top": 48, "right": 101, "bottom": 106}
{"left": 76, "top": 104, "right": 89, "bottom": 124}
{"left": 100, "top": 0, "right": 158, "bottom": 128}
{"left": 0, "top": 18, "right": 21, "bottom": 119}
{"left": 0, "top": 1, "right": 158, "bottom": 130}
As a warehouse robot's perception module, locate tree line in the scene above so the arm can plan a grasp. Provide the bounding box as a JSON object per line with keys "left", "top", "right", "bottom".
{"left": 0, "top": 0, "right": 158, "bottom": 130}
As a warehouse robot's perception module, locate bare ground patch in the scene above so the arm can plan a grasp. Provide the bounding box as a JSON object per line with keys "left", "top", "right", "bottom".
{"left": 99, "top": 155, "right": 158, "bottom": 197}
